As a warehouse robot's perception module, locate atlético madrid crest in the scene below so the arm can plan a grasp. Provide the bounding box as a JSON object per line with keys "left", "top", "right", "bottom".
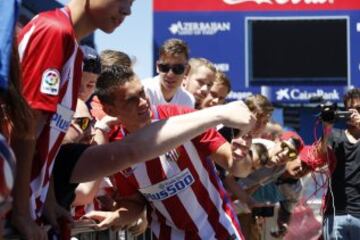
{"left": 165, "top": 149, "right": 179, "bottom": 162}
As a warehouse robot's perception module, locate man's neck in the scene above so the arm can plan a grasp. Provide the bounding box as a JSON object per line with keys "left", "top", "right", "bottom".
{"left": 346, "top": 126, "right": 360, "bottom": 143}
{"left": 160, "top": 83, "right": 176, "bottom": 103}
{"left": 67, "top": 2, "right": 95, "bottom": 41}
{"left": 123, "top": 119, "right": 152, "bottom": 134}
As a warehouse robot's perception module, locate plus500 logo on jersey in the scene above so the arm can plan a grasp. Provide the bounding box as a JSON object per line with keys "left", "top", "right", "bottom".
{"left": 50, "top": 104, "right": 74, "bottom": 133}
{"left": 140, "top": 169, "right": 194, "bottom": 201}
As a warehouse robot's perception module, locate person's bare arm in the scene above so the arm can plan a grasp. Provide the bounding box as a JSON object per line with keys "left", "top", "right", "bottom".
{"left": 317, "top": 119, "right": 333, "bottom": 151}
{"left": 210, "top": 142, "right": 252, "bottom": 178}
{"left": 73, "top": 179, "right": 103, "bottom": 206}
{"left": 223, "top": 175, "right": 259, "bottom": 208}
{"left": 71, "top": 100, "right": 256, "bottom": 183}
{"left": 43, "top": 177, "right": 73, "bottom": 231}
{"left": 11, "top": 109, "right": 48, "bottom": 240}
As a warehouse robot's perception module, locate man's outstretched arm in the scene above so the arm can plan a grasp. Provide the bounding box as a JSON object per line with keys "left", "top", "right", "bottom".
{"left": 71, "top": 100, "right": 256, "bottom": 183}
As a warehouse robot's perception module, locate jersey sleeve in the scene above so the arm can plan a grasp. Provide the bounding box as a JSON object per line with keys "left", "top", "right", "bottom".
{"left": 111, "top": 172, "right": 138, "bottom": 197}
{"left": 192, "top": 128, "right": 227, "bottom": 156}
{"left": 20, "top": 16, "right": 75, "bottom": 113}
{"left": 156, "top": 104, "right": 226, "bottom": 156}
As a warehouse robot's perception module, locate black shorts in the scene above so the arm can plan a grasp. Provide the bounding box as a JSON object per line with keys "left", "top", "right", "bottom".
{"left": 53, "top": 143, "right": 90, "bottom": 210}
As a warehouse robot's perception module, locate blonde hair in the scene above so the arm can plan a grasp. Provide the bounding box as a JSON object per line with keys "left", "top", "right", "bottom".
{"left": 214, "top": 71, "right": 231, "bottom": 93}
{"left": 245, "top": 94, "right": 274, "bottom": 115}
{"left": 100, "top": 50, "right": 132, "bottom": 68}
{"left": 188, "top": 58, "right": 216, "bottom": 76}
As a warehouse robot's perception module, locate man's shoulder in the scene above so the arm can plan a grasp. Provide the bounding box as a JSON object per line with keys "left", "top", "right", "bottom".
{"left": 330, "top": 128, "right": 345, "bottom": 141}
{"left": 142, "top": 76, "right": 159, "bottom": 89}
{"left": 156, "top": 104, "right": 194, "bottom": 119}
{"left": 20, "top": 8, "right": 74, "bottom": 41}
{"left": 173, "top": 87, "right": 195, "bottom": 107}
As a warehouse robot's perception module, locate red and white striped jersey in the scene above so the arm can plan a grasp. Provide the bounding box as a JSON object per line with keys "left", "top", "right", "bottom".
{"left": 111, "top": 105, "right": 243, "bottom": 240}
{"left": 18, "top": 7, "right": 83, "bottom": 219}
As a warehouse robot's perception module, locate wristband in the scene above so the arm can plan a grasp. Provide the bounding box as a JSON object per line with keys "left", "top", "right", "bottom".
{"left": 94, "top": 120, "right": 111, "bottom": 133}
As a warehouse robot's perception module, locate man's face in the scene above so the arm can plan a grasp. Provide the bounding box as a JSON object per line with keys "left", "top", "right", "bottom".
{"left": 88, "top": 0, "right": 134, "bottom": 33}
{"left": 103, "top": 77, "right": 152, "bottom": 131}
{"left": 184, "top": 66, "right": 216, "bottom": 107}
{"left": 346, "top": 98, "right": 360, "bottom": 127}
{"left": 157, "top": 54, "right": 188, "bottom": 94}
{"left": 283, "top": 157, "right": 310, "bottom": 179}
{"left": 200, "top": 82, "right": 229, "bottom": 109}
{"left": 267, "top": 141, "right": 296, "bottom": 167}
{"left": 79, "top": 72, "right": 98, "bottom": 102}
{"left": 251, "top": 112, "right": 271, "bottom": 137}
{"left": 231, "top": 134, "right": 252, "bottom": 163}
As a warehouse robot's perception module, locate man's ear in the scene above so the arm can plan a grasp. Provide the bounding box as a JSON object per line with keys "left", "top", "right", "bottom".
{"left": 156, "top": 61, "right": 160, "bottom": 74}
{"left": 102, "top": 103, "right": 115, "bottom": 117}
{"left": 183, "top": 74, "right": 190, "bottom": 88}
{"left": 184, "top": 64, "right": 191, "bottom": 77}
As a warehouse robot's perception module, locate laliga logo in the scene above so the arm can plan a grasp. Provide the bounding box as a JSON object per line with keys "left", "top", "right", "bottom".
{"left": 276, "top": 88, "right": 340, "bottom": 101}
{"left": 223, "top": 0, "right": 334, "bottom": 5}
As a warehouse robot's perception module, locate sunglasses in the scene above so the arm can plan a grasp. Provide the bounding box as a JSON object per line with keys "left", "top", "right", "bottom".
{"left": 280, "top": 141, "right": 298, "bottom": 160}
{"left": 158, "top": 63, "right": 186, "bottom": 75}
{"left": 73, "top": 117, "right": 93, "bottom": 131}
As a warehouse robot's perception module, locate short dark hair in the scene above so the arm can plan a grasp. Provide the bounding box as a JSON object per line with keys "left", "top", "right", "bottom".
{"left": 159, "top": 38, "right": 189, "bottom": 60}
{"left": 95, "top": 65, "right": 135, "bottom": 105}
{"left": 344, "top": 88, "right": 360, "bottom": 108}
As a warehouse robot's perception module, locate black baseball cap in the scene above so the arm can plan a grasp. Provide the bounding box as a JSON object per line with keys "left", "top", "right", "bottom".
{"left": 81, "top": 45, "right": 101, "bottom": 74}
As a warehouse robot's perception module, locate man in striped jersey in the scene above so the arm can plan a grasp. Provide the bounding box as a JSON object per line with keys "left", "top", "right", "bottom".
{"left": 16, "top": 0, "right": 134, "bottom": 238}
{"left": 86, "top": 65, "right": 256, "bottom": 239}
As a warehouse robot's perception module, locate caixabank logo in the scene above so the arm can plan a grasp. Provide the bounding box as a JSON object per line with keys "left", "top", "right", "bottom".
{"left": 275, "top": 88, "right": 340, "bottom": 102}
{"left": 169, "top": 21, "right": 231, "bottom": 36}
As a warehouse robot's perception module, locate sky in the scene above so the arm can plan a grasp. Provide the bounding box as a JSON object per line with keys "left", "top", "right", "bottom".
{"left": 57, "top": 0, "right": 153, "bottom": 79}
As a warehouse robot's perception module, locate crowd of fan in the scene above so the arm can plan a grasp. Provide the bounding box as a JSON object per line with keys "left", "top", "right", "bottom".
{"left": 2, "top": 1, "right": 360, "bottom": 240}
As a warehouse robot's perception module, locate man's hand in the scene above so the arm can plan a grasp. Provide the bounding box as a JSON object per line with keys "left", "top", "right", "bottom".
{"left": 94, "top": 115, "right": 121, "bottom": 132}
{"left": 220, "top": 101, "right": 256, "bottom": 136}
{"left": 127, "top": 210, "right": 148, "bottom": 236}
{"left": 270, "top": 223, "right": 288, "bottom": 238}
{"left": 349, "top": 108, "right": 360, "bottom": 129}
{"left": 83, "top": 210, "right": 125, "bottom": 231}
{"left": 11, "top": 213, "right": 48, "bottom": 240}
{"left": 43, "top": 195, "right": 73, "bottom": 233}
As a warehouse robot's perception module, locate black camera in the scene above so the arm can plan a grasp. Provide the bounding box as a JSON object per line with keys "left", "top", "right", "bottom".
{"left": 252, "top": 206, "right": 275, "bottom": 217}
{"left": 319, "top": 102, "right": 351, "bottom": 123}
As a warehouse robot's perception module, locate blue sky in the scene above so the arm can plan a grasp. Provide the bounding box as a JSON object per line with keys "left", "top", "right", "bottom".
{"left": 57, "top": 0, "right": 153, "bottom": 79}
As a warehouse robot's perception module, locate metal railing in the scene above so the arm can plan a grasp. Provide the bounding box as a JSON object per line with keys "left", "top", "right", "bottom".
{"left": 5, "top": 224, "right": 153, "bottom": 240}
